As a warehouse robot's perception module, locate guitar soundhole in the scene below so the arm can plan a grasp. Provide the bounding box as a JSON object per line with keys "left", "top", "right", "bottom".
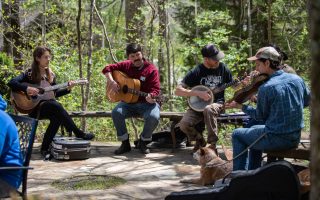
{"left": 122, "top": 85, "right": 128, "bottom": 94}
{"left": 38, "top": 88, "right": 45, "bottom": 94}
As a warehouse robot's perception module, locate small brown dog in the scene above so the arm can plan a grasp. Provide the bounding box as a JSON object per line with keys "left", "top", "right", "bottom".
{"left": 180, "top": 146, "right": 232, "bottom": 186}
{"left": 297, "top": 168, "right": 310, "bottom": 194}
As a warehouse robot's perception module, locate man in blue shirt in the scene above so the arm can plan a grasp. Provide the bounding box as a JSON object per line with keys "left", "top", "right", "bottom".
{"left": 0, "top": 94, "right": 23, "bottom": 197}
{"left": 225, "top": 47, "right": 310, "bottom": 170}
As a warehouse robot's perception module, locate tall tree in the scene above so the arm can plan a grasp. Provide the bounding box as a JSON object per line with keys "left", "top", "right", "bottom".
{"left": 125, "top": 0, "right": 146, "bottom": 43}
{"left": 76, "top": 0, "right": 87, "bottom": 130}
{"left": 42, "top": 0, "right": 46, "bottom": 44}
{"left": 310, "top": 0, "right": 320, "bottom": 199}
{"left": 2, "top": 0, "right": 22, "bottom": 67}
{"left": 158, "top": 0, "right": 166, "bottom": 84}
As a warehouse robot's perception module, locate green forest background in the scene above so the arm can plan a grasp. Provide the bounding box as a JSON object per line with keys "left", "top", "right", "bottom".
{"left": 0, "top": 0, "right": 311, "bottom": 143}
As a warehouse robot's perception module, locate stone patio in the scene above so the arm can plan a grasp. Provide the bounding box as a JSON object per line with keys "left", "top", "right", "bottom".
{"left": 26, "top": 142, "right": 204, "bottom": 200}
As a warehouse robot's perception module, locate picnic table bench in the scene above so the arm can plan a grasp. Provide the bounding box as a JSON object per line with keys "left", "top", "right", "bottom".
{"left": 68, "top": 111, "right": 250, "bottom": 150}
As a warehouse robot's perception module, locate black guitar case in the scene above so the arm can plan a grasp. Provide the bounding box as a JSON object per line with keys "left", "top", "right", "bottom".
{"left": 165, "top": 161, "right": 300, "bottom": 200}
{"left": 51, "top": 137, "right": 91, "bottom": 160}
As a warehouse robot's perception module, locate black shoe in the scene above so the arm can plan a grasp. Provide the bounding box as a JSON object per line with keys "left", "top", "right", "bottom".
{"left": 139, "top": 139, "right": 150, "bottom": 154}
{"left": 114, "top": 139, "right": 131, "bottom": 155}
{"left": 41, "top": 150, "right": 53, "bottom": 161}
{"left": 82, "top": 132, "right": 95, "bottom": 140}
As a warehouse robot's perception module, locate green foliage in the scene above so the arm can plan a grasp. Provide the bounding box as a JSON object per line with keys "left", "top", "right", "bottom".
{"left": 1, "top": 0, "right": 311, "bottom": 142}
{"left": 0, "top": 53, "right": 19, "bottom": 101}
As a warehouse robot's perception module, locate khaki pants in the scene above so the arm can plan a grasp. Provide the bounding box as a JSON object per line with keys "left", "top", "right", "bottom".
{"left": 178, "top": 103, "right": 224, "bottom": 145}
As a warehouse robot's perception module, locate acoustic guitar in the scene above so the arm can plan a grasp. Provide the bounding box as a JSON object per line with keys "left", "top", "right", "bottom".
{"left": 11, "top": 79, "right": 88, "bottom": 114}
{"left": 106, "top": 70, "right": 166, "bottom": 104}
{"left": 188, "top": 78, "right": 241, "bottom": 112}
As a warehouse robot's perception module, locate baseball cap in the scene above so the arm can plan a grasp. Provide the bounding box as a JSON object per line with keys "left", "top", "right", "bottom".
{"left": 201, "top": 44, "right": 225, "bottom": 61}
{"left": 248, "top": 47, "right": 280, "bottom": 62}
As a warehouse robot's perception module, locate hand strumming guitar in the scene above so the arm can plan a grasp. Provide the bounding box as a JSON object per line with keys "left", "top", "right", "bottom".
{"left": 27, "top": 86, "right": 39, "bottom": 96}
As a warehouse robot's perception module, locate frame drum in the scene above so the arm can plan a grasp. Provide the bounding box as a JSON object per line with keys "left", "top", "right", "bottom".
{"left": 188, "top": 85, "right": 213, "bottom": 112}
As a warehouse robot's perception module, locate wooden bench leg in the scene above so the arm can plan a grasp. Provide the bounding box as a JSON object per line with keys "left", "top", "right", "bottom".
{"left": 170, "top": 121, "right": 178, "bottom": 152}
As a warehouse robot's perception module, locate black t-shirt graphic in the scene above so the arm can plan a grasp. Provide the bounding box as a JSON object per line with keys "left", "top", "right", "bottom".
{"left": 181, "top": 63, "right": 233, "bottom": 103}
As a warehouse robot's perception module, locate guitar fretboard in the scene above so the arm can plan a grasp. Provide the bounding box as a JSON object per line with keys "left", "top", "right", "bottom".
{"left": 127, "top": 88, "right": 148, "bottom": 97}
{"left": 43, "top": 80, "right": 87, "bottom": 92}
{"left": 44, "top": 82, "right": 69, "bottom": 92}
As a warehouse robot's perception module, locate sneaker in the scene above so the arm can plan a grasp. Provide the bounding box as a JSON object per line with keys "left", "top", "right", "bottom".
{"left": 40, "top": 150, "right": 52, "bottom": 161}
{"left": 82, "top": 132, "right": 95, "bottom": 140}
{"left": 139, "top": 139, "right": 150, "bottom": 154}
{"left": 114, "top": 139, "right": 131, "bottom": 155}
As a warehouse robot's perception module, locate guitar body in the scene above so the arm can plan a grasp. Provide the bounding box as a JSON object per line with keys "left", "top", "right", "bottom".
{"left": 11, "top": 82, "right": 55, "bottom": 114}
{"left": 11, "top": 79, "right": 87, "bottom": 114}
{"left": 106, "top": 70, "right": 141, "bottom": 103}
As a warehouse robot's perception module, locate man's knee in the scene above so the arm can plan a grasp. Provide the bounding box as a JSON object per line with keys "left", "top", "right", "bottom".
{"left": 178, "top": 121, "right": 198, "bottom": 140}
{"left": 203, "top": 104, "right": 221, "bottom": 116}
{"left": 111, "top": 107, "right": 122, "bottom": 118}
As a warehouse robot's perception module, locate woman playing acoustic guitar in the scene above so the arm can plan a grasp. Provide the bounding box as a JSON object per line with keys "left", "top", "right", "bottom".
{"left": 8, "top": 46, "right": 94, "bottom": 159}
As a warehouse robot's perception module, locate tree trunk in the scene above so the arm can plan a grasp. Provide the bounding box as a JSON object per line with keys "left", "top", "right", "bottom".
{"left": 81, "top": 0, "right": 95, "bottom": 131}
{"left": 125, "top": 0, "right": 146, "bottom": 43}
{"left": 310, "top": 0, "right": 320, "bottom": 199}
{"left": 2, "top": 0, "right": 22, "bottom": 68}
{"left": 76, "top": 0, "right": 86, "bottom": 130}
{"left": 267, "top": 0, "right": 272, "bottom": 43}
{"left": 247, "top": 0, "right": 252, "bottom": 58}
{"left": 42, "top": 0, "right": 46, "bottom": 44}
{"left": 158, "top": 0, "right": 166, "bottom": 86}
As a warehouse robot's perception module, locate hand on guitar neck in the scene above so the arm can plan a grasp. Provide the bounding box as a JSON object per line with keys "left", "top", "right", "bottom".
{"left": 26, "top": 80, "right": 76, "bottom": 96}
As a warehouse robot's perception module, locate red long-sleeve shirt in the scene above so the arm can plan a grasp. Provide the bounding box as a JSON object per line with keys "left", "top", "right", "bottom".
{"left": 102, "top": 59, "right": 161, "bottom": 103}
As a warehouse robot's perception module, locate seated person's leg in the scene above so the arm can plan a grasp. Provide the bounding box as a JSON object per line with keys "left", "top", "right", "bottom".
{"left": 247, "top": 149, "right": 263, "bottom": 170}
{"left": 112, "top": 102, "right": 137, "bottom": 154}
{"left": 203, "top": 103, "right": 224, "bottom": 153}
{"left": 178, "top": 109, "right": 205, "bottom": 152}
{"left": 232, "top": 125, "right": 266, "bottom": 171}
{"left": 139, "top": 103, "right": 161, "bottom": 154}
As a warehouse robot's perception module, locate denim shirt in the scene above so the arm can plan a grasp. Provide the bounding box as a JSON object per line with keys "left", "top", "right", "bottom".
{"left": 242, "top": 70, "right": 310, "bottom": 135}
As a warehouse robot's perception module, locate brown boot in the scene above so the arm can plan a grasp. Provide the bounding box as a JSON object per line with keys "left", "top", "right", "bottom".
{"left": 193, "top": 137, "right": 206, "bottom": 152}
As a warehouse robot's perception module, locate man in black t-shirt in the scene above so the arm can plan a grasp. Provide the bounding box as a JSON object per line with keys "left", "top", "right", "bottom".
{"left": 175, "top": 44, "right": 233, "bottom": 153}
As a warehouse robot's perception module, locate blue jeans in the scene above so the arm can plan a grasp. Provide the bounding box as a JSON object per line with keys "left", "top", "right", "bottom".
{"left": 232, "top": 125, "right": 300, "bottom": 171}
{"left": 112, "top": 102, "right": 160, "bottom": 141}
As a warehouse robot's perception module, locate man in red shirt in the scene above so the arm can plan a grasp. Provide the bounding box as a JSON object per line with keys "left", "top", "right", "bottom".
{"left": 102, "top": 43, "right": 161, "bottom": 154}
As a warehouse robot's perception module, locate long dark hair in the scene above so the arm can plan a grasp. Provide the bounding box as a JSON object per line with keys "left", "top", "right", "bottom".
{"left": 31, "top": 46, "right": 53, "bottom": 83}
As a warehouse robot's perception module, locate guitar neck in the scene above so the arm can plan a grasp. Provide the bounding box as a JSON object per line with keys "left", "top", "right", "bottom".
{"left": 127, "top": 88, "right": 148, "bottom": 97}
{"left": 213, "top": 79, "right": 239, "bottom": 94}
{"left": 43, "top": 82, "right": 69, "bottom": 92}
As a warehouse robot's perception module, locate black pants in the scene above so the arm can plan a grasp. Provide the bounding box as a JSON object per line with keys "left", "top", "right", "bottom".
{"left": 29, "top": 100, "right": 84, "bottom": 152}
